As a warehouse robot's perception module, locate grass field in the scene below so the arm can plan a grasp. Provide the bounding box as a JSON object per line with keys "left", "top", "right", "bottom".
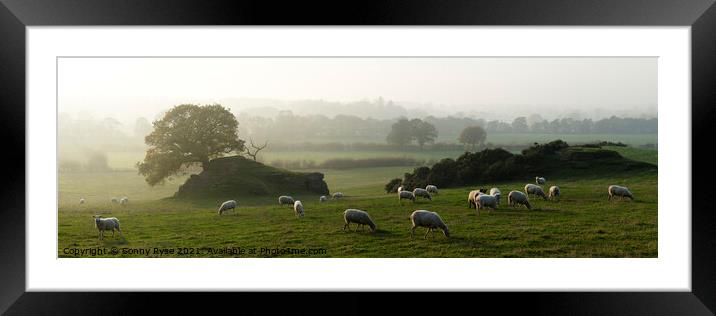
{"left": 58, "top": 166, "right": 657, "bottom": 258}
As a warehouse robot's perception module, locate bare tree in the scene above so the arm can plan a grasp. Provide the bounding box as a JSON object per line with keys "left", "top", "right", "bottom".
{"left": 244, "top": 138, "right": 268, "bottom": 161}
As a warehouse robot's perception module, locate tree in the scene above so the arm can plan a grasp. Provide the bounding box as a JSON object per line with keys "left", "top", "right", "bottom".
{"left": 511, "top": 116, "right": 529, "bottom": 133}
{"left": 410, "top": 119, "right": 438, "bottom": 148}
{"left": 134, "top": 117, "right": 152, "bottom": 138}
{"left": 137, "top": 104, "right": 245, "bottom": 186}
{"left": 244, "top": 138, "right": 268, "bottom": 161}
{"left": 386, "top": 118, "right": 413, "bottom": 146}
{"left": 458, "top": 125, "right": 487, "bottom": 150}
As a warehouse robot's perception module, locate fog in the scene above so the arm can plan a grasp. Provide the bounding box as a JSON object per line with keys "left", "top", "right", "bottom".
{"left": 59, "top": 57, "right": 656, "bottom": 123}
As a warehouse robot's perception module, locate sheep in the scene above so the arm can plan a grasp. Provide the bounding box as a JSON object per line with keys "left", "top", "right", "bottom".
{"left": 536, "top": 176, "right": 546, "bottom": 185}
{"left": 110, "top": 197, "right": 119, "bottom": 204}
{"left": 507, "top": 191, "right": 531, "bottom": 209}
{"left": 278, "top": 195, "right": 295, "bottom": 205}
{"left": 413, "top": 188, "right": 432, "bottom": 201}
{"left": 293, "top": 200, "right": 305, "bottom": 218}
{"left": 119, "top": 197, "right": 128, "bottom": 206}
{"left": 548, "top": 186, "right": 561, "bottom": 200}
{"left": 332, "top": 192, "right": 344, "bottom": 199}
{"left": 524, "top": 184, "right": 548, "bottom": 200}
{"left": 476, "top": 194, "right": 498, "bottom": 215}
{"left": 218, "top": 200, "right": 237, "bottom": 215}
{"left": 426, "top": 185, "right": 439, "bottom": 195}
{"left": 79, "top": 198, "right": 85, "bottom": 204}
{"left": 468, "top": 190, "right": 485, "bottom": 209}
{"left": 397, "top": 186, "right": 404, "bottom": 192}
{"left": 399, "top": 190, "right": 416, "bottom": 204}
{"left": 343, "top": 209, "right": 376, "bottom": 233}
{"left": 319, "top": 195, "right": 328, "bottom": 203}
{"left": 489, "top": 188, "right": 502, "bottom": 204}
{"left": 94, "top": 216, "right": 122, "bottom": 240}
{"left": 608, "top": 185, "right": 634, "bottom": 201}
{"left": 410, "top": 210, "right": 450, "bottom": 239}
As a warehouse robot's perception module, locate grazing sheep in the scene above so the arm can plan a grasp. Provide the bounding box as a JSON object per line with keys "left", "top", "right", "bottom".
{"left": 79, "top": 198, "right": 85, "bottom": 204}
{"left": 319, "top": 195, "right": 328, "bottom": 203}
{"left": 293, "top": 200, "right": 305, "bottom": 218}
{"left": 399, "top": 190, "right": 416, "bottom": 204}
{"left": 536, "top": 176, "right": 546, "bottom": 185}
{"left": 524, "top": 184, "right": 548, "bottom": 200}
{"left": 278, "top": 195, "right": 295, "bottom": 205}
{"left": 468, "top": 190, "right": 485, "bottom": 209}
{"left": 343, "top": 209, "right": 376, "bottom": 233}
{"left": 548, "top": 186, "right": 561, "bottom": 200}
{"left": 119, "top": 197, "right": 128, "bottom": 206}
{"left": 110, "top": 197, "right": 119, "bottom": 204}
{"left": 507, "top": 191, "right": 531, "bottom": 209}
{"left": 218, "top": 200, "right": 237, "bottom": 215}
{"left": 489, "top": 188, "right": 502, "bottom": 204}
{"left": 608, "top": 185, "right": 634, "bottom": 201}
{"left": 426, "top": 185, "right": 439, "bottom": 195}
{"left": 476, "top": 194, "right": 498, "bottom": 215}
{"left": 413, "top": 188, "right": 432, "bottom": 201}
{"left": 94, "top": 216, "right": 122, "bottom": 240}
{"left": 410, "top": 210, "right": 450, "bottom": 239}
{"left": 332, "top": 192, "right": 344, "bottom": 199}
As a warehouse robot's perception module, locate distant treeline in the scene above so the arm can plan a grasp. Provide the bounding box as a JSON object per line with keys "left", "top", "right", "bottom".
{"left": 239, "top": 112, "right": 657, "bottom": 143}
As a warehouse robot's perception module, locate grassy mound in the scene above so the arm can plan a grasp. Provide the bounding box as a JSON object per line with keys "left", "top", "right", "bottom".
{"left": 173, "top": 156, "right": 329, "bottom": 199}
{"left": 396, "top": 140, "right": 657, "bottom": 190}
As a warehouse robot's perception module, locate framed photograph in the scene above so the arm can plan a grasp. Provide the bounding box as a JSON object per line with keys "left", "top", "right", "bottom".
{"left": 2, "top": 0, "right": 714, "bottom": 314}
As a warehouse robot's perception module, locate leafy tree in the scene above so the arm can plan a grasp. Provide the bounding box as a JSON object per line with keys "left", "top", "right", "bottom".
{"left": 386, "top": 118, "right": 413, "bottom": 146}
{"left": 137, "top": 104, "right": 245, "bottom": 186}
{"left": 458, "top": 125, "right": 487, "bottom": 150}
{"left": 410, "top": 119, "right": 438, "bottom": 148}
{"left": 511, "top": 116, "right": 529, "bottom": 133}
{"left": 134, "top": 117, "right": 152, "bottom": 138}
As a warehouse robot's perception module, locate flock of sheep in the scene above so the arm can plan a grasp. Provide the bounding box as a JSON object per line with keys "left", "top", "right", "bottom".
{"left": 88, "top": 177, "right": 635, "bottom": 241}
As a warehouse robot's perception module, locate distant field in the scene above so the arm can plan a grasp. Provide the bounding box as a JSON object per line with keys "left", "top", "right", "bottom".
{"left": 603, "top": 146, "right": 658, "bottom": 165}
{"left": 90, "top": 133, "right": 656, "bottom": 170}
{"left": 58, "top": 168, "right": 657, "bottom": 258}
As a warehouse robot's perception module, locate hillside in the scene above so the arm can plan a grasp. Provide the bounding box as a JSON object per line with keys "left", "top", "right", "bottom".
{"left": 173, "top": 156, "right": 329, "bottom": 199}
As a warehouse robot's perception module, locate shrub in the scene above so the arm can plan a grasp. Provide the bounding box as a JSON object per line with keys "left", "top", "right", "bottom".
{"left": 385, "top": 178, "right": 403, "bottom": 193}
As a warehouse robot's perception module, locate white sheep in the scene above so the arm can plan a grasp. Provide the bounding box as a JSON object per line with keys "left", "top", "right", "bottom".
{"left": 524, "top": 184, "right": 548, "bottom": 200}
{"left": 278, "top": 195, "right": 295, "bottom": 205}
{"left": 399, "top": 190, "right": 416, "bottom": 204}
{"left": 294, "top": 200, "right": 305, "bottom": 218}
{"left": 476, "top": 194, "right": 498, "bottom": 215}
{"left": 218, "top": 200, "right": 237, "bottom": 215}
{"left": 319, "top": 195, "right": 328, "bottom": 203}
{"left": 426, "top": 185, "right": 439, "bottom": 195}
{"left": 79, "top": 198, "right": 85, "bottom": 204}
{"left": 119, "top": 197, "right": 128, "bottom": 206}
{"left": 413, "top": 188, "right": 432, "bottom": 201}
{"left": 410, "top": 210, "right": 450, "bottom": 239}
{"left": 507, "top": 191, "right": 531, "bottom": 209}
{"left": 110, "top": 197, "right": 119, "bottom": 204}
{"left": 608, "top": 185, "right": 634, "bottom": 201}
{"left": 548, "top": 186, "right": 561, "bottom": 200}
{"left": 536, "top": 176, "right": 546, "bottom": 185}
{"left": 467, "top": 190, "right": 485, "bottom": 209}
{"left": 332, "top": 192, "right": 344, "bottom": 199}
{"left": 489, "top": 187, "right": 501, "bottom": 204}
{"left": 343, "top": 209, "right": 376, "bottom": 233}
{"left": 94, "top": 216, "right": 122, "bottom": 240}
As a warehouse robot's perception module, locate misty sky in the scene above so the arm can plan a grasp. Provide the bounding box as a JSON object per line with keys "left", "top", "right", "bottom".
{"left": 58, "top": 57, "right": 657, "bottom": 122}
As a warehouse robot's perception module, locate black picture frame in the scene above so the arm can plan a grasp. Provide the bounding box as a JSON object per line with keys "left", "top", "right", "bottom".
{"left": 1, "top": 0, "right": 714, "bottom": 314}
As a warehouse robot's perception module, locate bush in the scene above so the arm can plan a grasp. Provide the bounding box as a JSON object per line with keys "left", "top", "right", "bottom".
{"left": 385, "top": 178, "right": 403, "bottom": 193}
